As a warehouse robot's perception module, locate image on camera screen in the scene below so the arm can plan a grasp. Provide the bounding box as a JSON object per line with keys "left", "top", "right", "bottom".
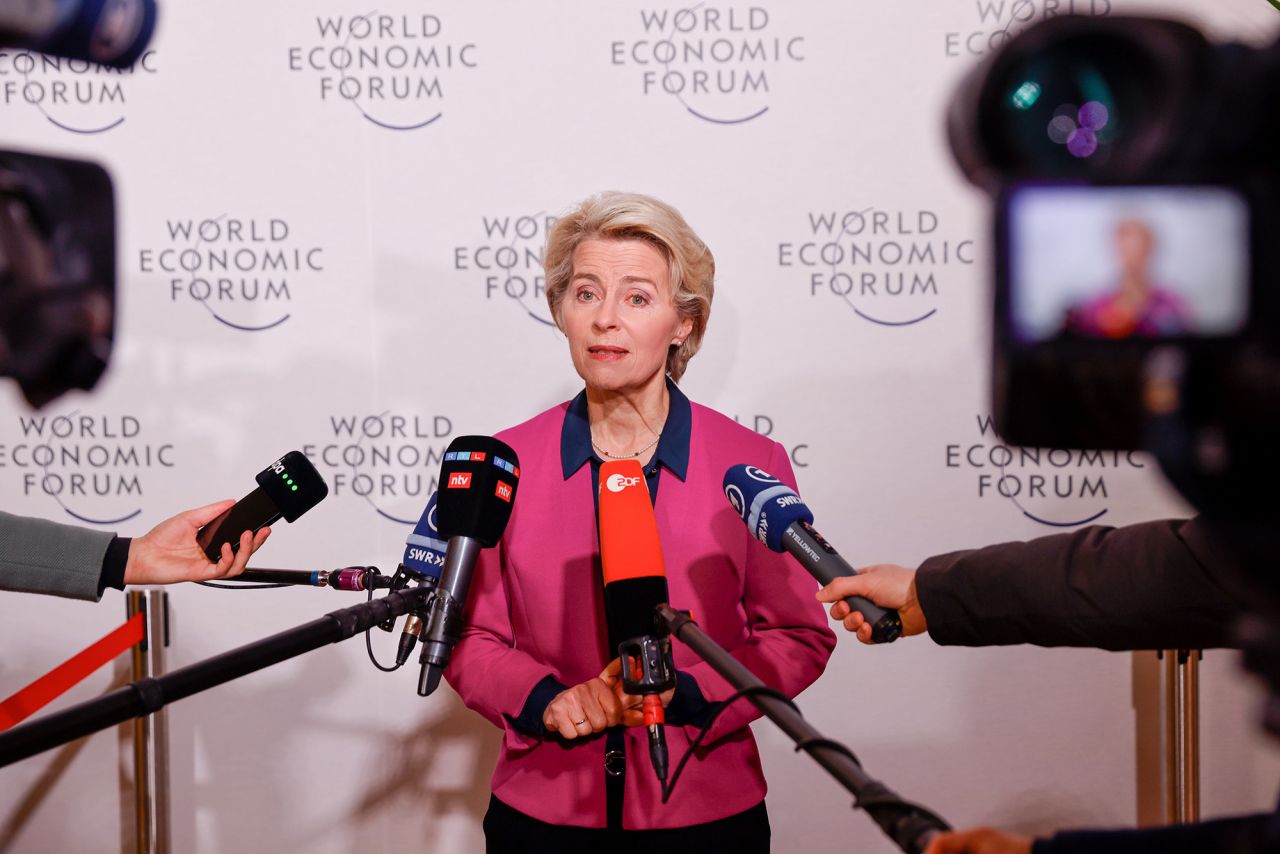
{"left": 1007, "top": 185, "right": 1250, "bottom": 342}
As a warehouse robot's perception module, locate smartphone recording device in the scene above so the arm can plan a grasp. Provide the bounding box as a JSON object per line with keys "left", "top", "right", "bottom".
{"left": 196, "top": 450, "right": 329, "bottom": 562}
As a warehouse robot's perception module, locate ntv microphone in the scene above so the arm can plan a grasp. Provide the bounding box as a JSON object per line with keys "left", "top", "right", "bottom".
{"left": 196, "top": 450, "right": 329, "bottom": 562}
{"left": 723, "top": 465, "right": 903, "bottom": 644}
{"left": 0, "top": 0, "right": 157, "bottom": 68}
{"left": 394, "top": 491, "right": 448, "bottom": 666}
{"left": 417, "top": 436, "right": 520, "bottom": 696}
{"left": 599, "top": 459, "right": 675, "bottom": 788}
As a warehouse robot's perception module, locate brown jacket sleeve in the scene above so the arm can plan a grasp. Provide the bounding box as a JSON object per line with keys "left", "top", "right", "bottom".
{"left": 915, "top": 518, "right": 1247, "bottom": 650}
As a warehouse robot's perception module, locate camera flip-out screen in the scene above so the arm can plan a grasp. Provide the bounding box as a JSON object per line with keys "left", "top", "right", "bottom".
{"left": 1005, "top": 184, "right": 1251, "bottom": 343}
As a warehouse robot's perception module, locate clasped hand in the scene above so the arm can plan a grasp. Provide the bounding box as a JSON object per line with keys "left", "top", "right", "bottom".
{"left": 543, "top": 658, "right": 676, "bottom": 740}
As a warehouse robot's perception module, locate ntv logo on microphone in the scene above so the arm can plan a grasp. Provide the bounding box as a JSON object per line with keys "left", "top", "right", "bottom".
{"left": 608, "top": 4, "right": 806, "bottom": 125}
{"left": 136, "top": 215, "right": 326, "bottom": 333}
{"left": 1, "top": 411, "right": 177, "bottom": 526}
{"left": 286, "top": 9, "right": 478, "bottom": 131}
{"left": 777, "top": 207, "right": 976, "bottom": 329}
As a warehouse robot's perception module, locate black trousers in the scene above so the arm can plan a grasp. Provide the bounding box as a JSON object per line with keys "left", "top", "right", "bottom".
{"left": 483, "top": 795, "right": 770, "bottom": 854}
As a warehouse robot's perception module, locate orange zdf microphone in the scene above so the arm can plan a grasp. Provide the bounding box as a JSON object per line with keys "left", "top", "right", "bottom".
{"left": 598, "top": 459, "right": 676, "bottom": 789}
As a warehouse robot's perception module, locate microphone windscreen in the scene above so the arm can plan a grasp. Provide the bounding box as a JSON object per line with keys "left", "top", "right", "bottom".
{"left": 255, "top": 450, "right": 329, "bottom": 523}
{"left": 598, "top": 460, "right": 666, "bottom": 585}
{"left": 436, "top": 436, "right": 520, "bottom": 547}
{"left": 598, "top": 460, "right": 668, "bottom": 648}
{"left": 403, "top": 491, "right": 447, "bottom": 581}
{"left": 722, "top": 464, "right": 813, "bottom": 552}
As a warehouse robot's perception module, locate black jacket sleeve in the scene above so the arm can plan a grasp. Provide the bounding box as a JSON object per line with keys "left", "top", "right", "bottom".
{"left": 1032, "top": 809, "right": 1277, "bottom": 853}
{"left": 915, "top": 518, "right": 1248, "bottom": 650}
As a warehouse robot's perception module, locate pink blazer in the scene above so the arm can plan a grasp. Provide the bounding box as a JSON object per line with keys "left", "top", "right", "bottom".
{"left": 444, "top": 398, "right": 836, "bottom": 829}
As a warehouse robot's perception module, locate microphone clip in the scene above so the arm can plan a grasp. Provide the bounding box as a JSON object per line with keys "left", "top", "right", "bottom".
{"left": 377, "top": 565, "right": 438, "bottom": 632}
{"left": 619, "top": 633, "right": 676, "bottom": 790}
{"left": 618, "top": 634, "right": 676, "bottom": 696}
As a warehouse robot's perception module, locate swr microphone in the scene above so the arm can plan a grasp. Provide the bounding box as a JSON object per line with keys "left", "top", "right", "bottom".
{"left": 417, "top": 436, "right": 520, "bottom": 696}
{"left": 599, "top": 459, "right": 674, "bottom": 787}
{"left": 723, "top": 465, "right": 903, "bottom": 644}
{"left": 396, "top": 491, "right": 447, "bottom": 666}
{"left": 196, "top": 451, "right": 329, "bottom": 562}
{"left": 402, "top": 491, "right": 447, "bottom": 583}
{"left": 0, "top": 0, "right": 156, "bottom": 68}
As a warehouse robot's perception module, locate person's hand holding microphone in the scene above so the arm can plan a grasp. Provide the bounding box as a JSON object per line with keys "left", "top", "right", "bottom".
{"left": 816, "top": 563, "right": 928, "bottom": 643}
{"left": 125, "top": 499, "right": 271, "bottom": 585}
{"left": 922, "top": 827, "right": 1033, "bottom": 854}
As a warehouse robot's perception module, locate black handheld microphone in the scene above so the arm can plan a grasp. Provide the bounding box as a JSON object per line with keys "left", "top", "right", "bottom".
{"left": 0, "top": 0, "right": 156, "bottom": 67}
{"left": 196, "top": 451, "right": 329, "bottom": 562}
{"left": 723, "top": 465, "right": 902, "bottom": 644}
{"left": 417, "top": 437, "right": 520, "bottom": 696}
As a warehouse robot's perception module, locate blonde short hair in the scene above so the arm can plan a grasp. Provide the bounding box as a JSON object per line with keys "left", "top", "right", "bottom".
{"left": 544, "top": 191, "right": 714, "bottom": 382}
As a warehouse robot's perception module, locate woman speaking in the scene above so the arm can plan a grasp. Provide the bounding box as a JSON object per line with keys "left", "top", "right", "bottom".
{"left": 445, "top": 192, "right": 835, "bottom": 853}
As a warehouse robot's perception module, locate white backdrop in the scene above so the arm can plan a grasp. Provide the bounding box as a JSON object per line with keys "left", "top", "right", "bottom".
{"left": 2, "top": 1, "right": 1278, "bottom": 852}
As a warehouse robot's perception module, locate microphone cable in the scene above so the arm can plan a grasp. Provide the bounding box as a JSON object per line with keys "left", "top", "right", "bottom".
{"left": 195, "top": 580, "right": 291, "bottom": 590}
{"left": 361, "top": 572, "right": 404, "bottom": 673}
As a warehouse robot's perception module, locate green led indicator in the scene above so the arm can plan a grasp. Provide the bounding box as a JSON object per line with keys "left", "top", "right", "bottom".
{"left": 1010, "top": 80, "right": 1041, "bottom": 110}
{"left": 291, "top": 485, "right": 298, "bottom": 491}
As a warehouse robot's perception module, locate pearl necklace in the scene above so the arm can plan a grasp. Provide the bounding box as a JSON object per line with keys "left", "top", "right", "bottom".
{"left": 591, "top": 431, "right": 661, "bottom": 459}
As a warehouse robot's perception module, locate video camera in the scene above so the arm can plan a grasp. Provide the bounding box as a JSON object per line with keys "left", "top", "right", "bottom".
{"left": 948, "top": 15, "right": 1280, "bottom": 521}
{"left": 0, "top": 0, "right": 156, "bottom": 409}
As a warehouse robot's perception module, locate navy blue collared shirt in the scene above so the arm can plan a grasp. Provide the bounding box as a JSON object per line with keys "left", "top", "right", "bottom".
{"left": 560, "top": 376, "right": 691, "bottom": 491}
{"left": 509, "top": 378, "right": 713, "bottom": 737}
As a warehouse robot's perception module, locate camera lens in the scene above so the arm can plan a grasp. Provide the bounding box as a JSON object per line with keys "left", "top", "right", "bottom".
{"left": 948, "top": 18, "right": 1209, "bottom": 188}
{"left": 984, "top": 34, "right": 1150, "bottom": 174}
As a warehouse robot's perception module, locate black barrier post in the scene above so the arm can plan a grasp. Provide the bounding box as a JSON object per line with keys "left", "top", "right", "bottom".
{"left": 657, "top": 605, "right": 950, "bottom": 854}
{"left": 0, "top": 587, "right": 432, "bottom": 768}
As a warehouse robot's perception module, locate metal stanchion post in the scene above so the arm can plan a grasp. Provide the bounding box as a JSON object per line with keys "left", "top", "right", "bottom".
{"left": 121, "top": 591, "right": 172, "bottom": 854}
{"left": 1176, "top": 649, "right": 1200, "bottom": 822}
{"left": 124, "top": 591, "right": 151, "bottom": 854}
{"left": 1161, "top": 649, "right": 1202, "bottom": 825}
{"left": 148, "top": 590, "right": 172, "bottom": 854}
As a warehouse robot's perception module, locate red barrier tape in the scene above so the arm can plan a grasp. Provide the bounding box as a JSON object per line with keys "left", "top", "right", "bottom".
{"left": 0, "top": 612, "right": 146, "bottom": 731}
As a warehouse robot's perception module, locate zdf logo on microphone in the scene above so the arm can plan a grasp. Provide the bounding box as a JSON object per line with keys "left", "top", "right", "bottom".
{"left": 606, "top": 473, "right": 642, "bottom": 493}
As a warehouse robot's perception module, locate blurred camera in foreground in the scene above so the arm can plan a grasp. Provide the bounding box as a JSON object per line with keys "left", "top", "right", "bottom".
{"left": 948, "top": 15, "right": 1280, "bottom": 522}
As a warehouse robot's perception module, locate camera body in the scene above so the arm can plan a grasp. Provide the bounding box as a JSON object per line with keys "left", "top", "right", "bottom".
{"left": 950, "top": 15, "right": 1280, "bottom": 520}
{"left": 0, "top": 150, "right": 116, "bottom": 409}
